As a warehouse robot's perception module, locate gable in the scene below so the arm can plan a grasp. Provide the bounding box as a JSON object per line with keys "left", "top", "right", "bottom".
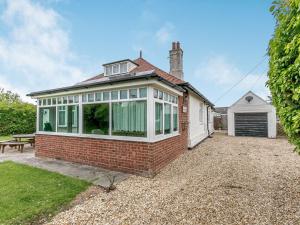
{"left": 230, "top": 91, "right": 268, "bottom": 108}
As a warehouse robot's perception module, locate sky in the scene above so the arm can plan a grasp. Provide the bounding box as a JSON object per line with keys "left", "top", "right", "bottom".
{"left": 0, "top": 0, "right": 275, "bottom": 106}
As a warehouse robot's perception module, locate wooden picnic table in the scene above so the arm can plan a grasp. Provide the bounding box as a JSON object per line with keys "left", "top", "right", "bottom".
{"left": 13, "top": 134, "right": 35, "bottom": 147}
{"left": 0, "top": 141, "right": 25, "bottom": 153}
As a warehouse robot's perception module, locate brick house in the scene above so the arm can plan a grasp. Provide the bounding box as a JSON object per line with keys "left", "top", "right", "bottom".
{"left": 28, "top": 42, "right": 214, "bottom": 177}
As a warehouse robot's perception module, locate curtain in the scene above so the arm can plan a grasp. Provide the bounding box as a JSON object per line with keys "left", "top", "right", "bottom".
{"left": 164, "top": 103, "right": 171, "bottom": 134}
{"left": 112, "top": 101, "right": 147, "bottom": 136}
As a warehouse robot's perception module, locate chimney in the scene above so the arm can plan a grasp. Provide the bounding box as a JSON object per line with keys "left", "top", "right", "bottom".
{"left": 169, "top": 41, "right": 183, "bottom": 80}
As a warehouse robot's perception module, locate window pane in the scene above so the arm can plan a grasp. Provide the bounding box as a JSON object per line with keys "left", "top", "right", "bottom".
{"left": 57, "top": 105, "right": 79, "bottom": 133}
{"left": 106, "top": 65, "right": 112, "bottom": 75}
{"left": 39, "top": 107, "right": 56, "bottom": 132}
{"left": 164, "top": 93, "right": 167, "bottom": 101}
{"left": 164, "top": 103, "right": 171, "bottom": 134}
{"left": 63, "top": 96, "right": 68, "bottom": 104}
{"left": 112, "top": 101, "right": 147, "bottom": 137}
{"left": 159, "top": 91, "right": 163, "bottom": 100}
{"left": 120, "top": 90, "right": 128, "bottom": 99}
{"left": 83, "top": 103, "right": 109, "bottom": 135}
{"left": 42, "top": 99, "right": 46, "bottom": 105}
{"left": 199, "top": 103, "right": 203, "bottom": 123}
{"left": 58, "top": 106, "right": 67, "bottom": 127}
{"left": 57, "top": 97, "right": 62, "bottom": 104}
{"left": 38, "top": 99, "right": 42, "bottom": 106}
{"left": 113, "top": 64, "right": 119, "bottom": 74}
{"left": 139, "top": 88, "right": 147, "bottom": 98}
{"left": 95, "top": 92, "right": 102, "bottom": 101}
{"left": 154, "top": 89, "right": 158, "bottom": 98}
{"left": 103, "top": 91, "right": 110, "bottom": 101}
{"left": 111, "top": 90, "right": 118, "bottom": 100}
{"left": 68, "top": 96, "right": 74, "bottom": 104}
{"left": 52, "top": 98, "right": 56, "bottom": 105}
{"left": 173, "top": 106, "right": 178, "bottom": 131}
{"left": 82, "top": 94, "right": 87, "bottom": 103}
{"left": 47, "top": 99, "right": 51, "bottom": 105}
{"left": 129, "top": 89, "right": 137, "bottom": 99}
{"left": 88, "top": 93, "right": 94, "bottom": 102}
{"left": 74, "top": 95, "right": 79, "bottom": 103}
{"left": 155, "top": 102, "right": 163, "bottom": 135}
{"left": 120, "top": 62, "right": 127, "bottom": 73}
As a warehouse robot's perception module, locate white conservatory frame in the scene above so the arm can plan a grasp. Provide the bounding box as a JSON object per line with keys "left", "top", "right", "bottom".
{"left": 35, "top": 80, "right": 182, "bottom": 143}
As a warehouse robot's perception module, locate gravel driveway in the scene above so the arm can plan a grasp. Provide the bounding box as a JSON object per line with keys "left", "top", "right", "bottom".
{"left": 48, "top": 133, "right": 300, "bottom": 225}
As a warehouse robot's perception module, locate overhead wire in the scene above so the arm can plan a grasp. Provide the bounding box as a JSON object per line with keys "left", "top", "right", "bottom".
{"left": 213, "top": 55, "right": 268, "bottom": 104}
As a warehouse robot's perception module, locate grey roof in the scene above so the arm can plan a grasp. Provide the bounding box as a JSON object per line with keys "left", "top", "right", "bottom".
{"left": 102, "top": 59, "right": 138, "bottom": 66}
{"left": 27, "top": 70, "right": 185, "bottom": 97}
{"left": 215, "top": 107, "right": 228, "bottom": 114}
{"left": 179, "top": 82, "right": 214, "bottom": 108}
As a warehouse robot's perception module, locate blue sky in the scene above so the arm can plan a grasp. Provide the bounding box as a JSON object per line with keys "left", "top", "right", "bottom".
{"left": 0, "top": 0, "right": 274, "bottom": 106}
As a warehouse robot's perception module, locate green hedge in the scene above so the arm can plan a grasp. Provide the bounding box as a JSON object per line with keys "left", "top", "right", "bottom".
{"left": 0, "top": 101, "right": 36, "bottom": 136}
{"left": 268, "top": 0, "right": 300, "bottom": 152}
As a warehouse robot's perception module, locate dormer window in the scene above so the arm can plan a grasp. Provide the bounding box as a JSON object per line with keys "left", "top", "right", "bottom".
{"left": 103, "top": 59, "right": 138, "bottom": 76}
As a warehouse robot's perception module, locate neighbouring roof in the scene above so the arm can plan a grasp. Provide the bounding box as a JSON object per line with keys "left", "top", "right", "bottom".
{"left": 215, "top": 107, "right": 228, "bottom": 114}
{"left": 27, "top": 57, "right": 213, "bottom": 107}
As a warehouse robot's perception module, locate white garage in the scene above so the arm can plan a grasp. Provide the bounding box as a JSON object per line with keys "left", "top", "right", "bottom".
{"left": 228, "top": 91, "right": 276, "bottom": 138}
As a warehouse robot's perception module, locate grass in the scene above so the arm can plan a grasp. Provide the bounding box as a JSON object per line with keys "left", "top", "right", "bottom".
{"left": 0, "top": 161, "right": 90, "bottom": 225}
{"left": 0, "top": 135, "right": 12, "bottom": 141}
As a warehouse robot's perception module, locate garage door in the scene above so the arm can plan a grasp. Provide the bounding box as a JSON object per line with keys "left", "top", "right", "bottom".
{"left": 234, "top": 113, "right": 268, "bottom": 137}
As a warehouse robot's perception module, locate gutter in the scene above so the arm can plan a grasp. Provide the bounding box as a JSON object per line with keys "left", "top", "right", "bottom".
{"left": 179, "top": 82, "right": 214, "bottom": 108}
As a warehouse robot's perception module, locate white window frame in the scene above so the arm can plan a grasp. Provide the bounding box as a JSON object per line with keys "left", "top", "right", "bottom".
{"left": 36, "top": 85, "right": 181, "bottom": 143}
{"left": 58, "top": 106, "right": 67, "bottom": 127}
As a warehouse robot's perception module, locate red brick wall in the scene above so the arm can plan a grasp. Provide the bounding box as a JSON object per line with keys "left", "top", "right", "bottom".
{"left": 35, "top": 95, "right": 189, "bottom": 177}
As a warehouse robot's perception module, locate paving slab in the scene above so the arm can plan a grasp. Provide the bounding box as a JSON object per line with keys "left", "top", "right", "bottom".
{"left": 0, "top": 147, "right": 130, "bottom": 188}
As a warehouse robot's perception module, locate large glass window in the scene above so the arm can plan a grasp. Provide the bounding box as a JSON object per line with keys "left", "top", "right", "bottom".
{"left": 164, "top": 103, "right": 171, "bottom": 134}
{"left": 39, "top": 107, "right": 56, "bottom": 132}
{"left": 155, "top": 102, "right": 163, "bottom": 135}
{"left": 173, "top": 106, "right": 178, "bottom": 132}
{"left": 112, "top": 101, "right": 147, "bottom": 137}
{"left": 57, "top": 105, "right": 79, "bottom": 133}
{"left": 83, "top": 103, "right": 109, "bottom": 135}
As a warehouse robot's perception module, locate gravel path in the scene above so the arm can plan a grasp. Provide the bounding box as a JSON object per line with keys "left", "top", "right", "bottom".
{"left": 48, "top": 134, "right": 300, "bottom": 225}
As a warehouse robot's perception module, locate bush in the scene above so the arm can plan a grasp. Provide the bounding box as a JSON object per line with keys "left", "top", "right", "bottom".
{"left": 0, "top": 101, "right": 36, "bottom": 135}
{"left": 268, "top": 0, "right": 300, "bottom": 152}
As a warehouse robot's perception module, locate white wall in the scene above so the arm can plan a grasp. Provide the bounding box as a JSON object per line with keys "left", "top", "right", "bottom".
{"left": 188, "top": 92, "right": 212, "bottom": 148}
{"left": 228, "top": 91, "right": 276, "bottom": 138}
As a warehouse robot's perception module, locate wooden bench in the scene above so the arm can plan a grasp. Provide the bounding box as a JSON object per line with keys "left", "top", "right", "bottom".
{"left": 0, "top": 141, "right": 25, "bottom": 153}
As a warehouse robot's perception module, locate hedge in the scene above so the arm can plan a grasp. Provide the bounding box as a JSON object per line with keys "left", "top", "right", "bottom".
{"left": 268, "top": 0, "right": 300, "bottom": 152}
{"left": 0, "top": 101, "right": 36, "bottom": 136}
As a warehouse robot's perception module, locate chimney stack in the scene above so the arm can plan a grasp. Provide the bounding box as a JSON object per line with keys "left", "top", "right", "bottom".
{"left": 169, "top": 41, "right": 183, "bottom": 80}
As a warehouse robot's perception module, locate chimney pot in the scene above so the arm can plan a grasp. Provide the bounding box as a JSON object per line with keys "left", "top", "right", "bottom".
{"left": 172, "top": 42, "right": 176, "bottom": 50}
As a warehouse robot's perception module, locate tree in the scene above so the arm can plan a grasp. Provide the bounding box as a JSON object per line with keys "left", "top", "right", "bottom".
{"left": 268, "top": 0, "right": 300, "bottom": 152}
{"left": 0, "top": 88, "right": 21, "bottom": 103}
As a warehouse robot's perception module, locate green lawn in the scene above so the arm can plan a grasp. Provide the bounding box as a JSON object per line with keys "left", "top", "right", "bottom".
{"left": 0, "top": 161, "right": 90, "bottom": 225}
{"left": 0, "top": 135, "right": 12, "bottom": 141}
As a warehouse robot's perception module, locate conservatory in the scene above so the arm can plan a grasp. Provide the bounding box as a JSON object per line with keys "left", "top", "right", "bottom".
{"left": 36, "top": 84, "right": 181, "bottom": 143}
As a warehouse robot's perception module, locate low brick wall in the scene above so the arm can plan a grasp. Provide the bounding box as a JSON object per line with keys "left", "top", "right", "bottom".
{"left": 35, "top": 94, "right": 189, "bottom": 176}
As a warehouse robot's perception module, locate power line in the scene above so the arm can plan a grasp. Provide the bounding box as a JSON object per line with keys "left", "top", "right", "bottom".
{"left": 249, "top": 68, "right": 268, "bottom": 91}
{"left": 213, "top": 55, "right": 267, "bottom": 104}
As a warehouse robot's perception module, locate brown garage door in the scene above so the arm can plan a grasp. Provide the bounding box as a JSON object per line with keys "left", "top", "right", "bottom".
{"left": 234, "top": 113, "right": 268, "bottom": 137}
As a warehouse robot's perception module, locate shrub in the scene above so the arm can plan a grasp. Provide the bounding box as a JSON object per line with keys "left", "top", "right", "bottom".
{"left": 0, "top": 100, "right": 36, "bottom": 136}
{"left": 268, "top": 0, "right": 300, "bottom": 152}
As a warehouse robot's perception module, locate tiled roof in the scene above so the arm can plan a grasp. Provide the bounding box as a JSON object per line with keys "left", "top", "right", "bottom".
{"left": 131, "top": 58, "right": 185, "bottom": 84}
{"left": 83, "top": 57, "right": 185, "bottom": 85}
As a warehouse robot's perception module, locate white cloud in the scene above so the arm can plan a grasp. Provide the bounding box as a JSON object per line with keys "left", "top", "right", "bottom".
{"left": 155, "top": 22, "right": 174, "bottom": 44}
{"left": 0, "top": 0, "right": 85, "bottom": 102}
{"left": 194, "top": 55, "right": 269, "bottom": 100}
